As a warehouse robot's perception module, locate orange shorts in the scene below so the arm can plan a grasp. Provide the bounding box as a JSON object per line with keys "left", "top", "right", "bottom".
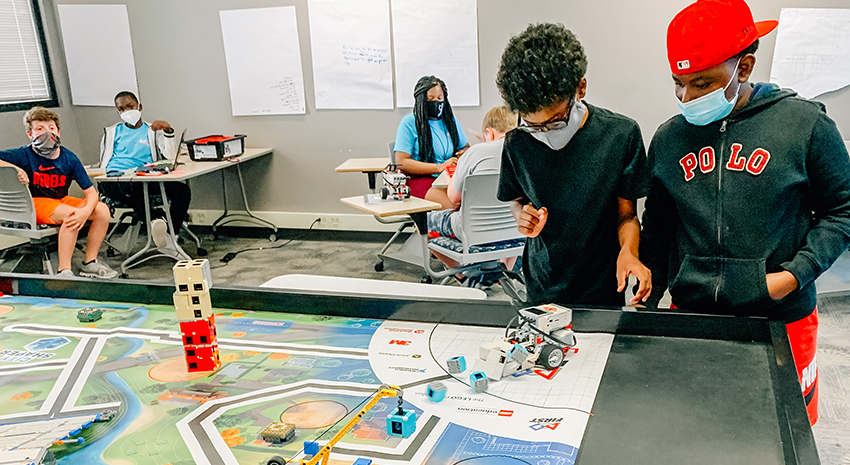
{"left": 33, "top": 196, "right": 86, "bottom": 225}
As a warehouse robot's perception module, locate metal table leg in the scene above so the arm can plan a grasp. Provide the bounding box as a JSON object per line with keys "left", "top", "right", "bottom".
{"left": 211, "top": 163, "right": 278, "bottom": 241}
{"left": 157, "top": 181, "right": 190, "bottom": 261}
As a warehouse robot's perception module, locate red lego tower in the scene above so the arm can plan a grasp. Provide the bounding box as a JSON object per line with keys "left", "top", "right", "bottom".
{"left": 173, "top": 260, "right": 221, "bottom": 373}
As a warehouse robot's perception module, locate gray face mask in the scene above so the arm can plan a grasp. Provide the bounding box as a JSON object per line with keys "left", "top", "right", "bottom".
{"left": 31, "top": 131, "right": 61, "bottom": 158}
{"left": 529, "top": 100, "right": 587, "bottom": 151}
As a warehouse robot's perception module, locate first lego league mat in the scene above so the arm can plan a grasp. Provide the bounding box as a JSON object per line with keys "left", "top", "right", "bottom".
{"left": 0, "top": 295, "right": 612, "bottom": 465}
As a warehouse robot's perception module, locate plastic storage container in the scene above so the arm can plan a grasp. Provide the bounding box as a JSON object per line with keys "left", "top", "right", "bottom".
{"left": 186, "top": 135, "right": 246, "bottom": 161}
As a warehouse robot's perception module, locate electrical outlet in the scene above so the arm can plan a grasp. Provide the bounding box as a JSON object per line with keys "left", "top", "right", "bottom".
{"left": 316, "top": 217, "right": 339, "bottom": 228}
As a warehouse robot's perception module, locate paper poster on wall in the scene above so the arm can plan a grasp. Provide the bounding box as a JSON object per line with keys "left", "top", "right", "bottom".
{"left": 391, "top": 0, "right": 479, "bottom": 107}
{"left": 219, "top": 7, "right": 306, "bottom": 116}
{"left": 57, "top": 4, "right": 138, "bottom": 106}
{"left": 308, "top": 0, "right": 393, "bottom": 109}
{"left": 770, "top": 8, "right": 850, "bottom": 99}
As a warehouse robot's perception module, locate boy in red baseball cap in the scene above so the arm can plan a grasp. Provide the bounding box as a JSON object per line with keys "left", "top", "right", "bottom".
{"left": 640, "top": 0, "right": 850, "bottom": 425}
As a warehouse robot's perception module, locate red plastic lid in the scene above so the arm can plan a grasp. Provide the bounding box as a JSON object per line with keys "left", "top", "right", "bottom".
{"left": 193, "top": 136, "right": 236, "bottom": 144}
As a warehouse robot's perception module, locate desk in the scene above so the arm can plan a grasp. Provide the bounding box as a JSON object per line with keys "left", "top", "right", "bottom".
{"left": 341, "top": 195, "right": 441, "bottom": 276}
{"left": 432, "top": 170, "right": 450, "bottom": 189}
{"left": 335, "top": 157, "right": 389, "bottom": 191}
{"left": 0, "top": 273, "right": 820, "bottom": 465}
{"left": 94, "top": 148, "right": 275, "bottom": 275}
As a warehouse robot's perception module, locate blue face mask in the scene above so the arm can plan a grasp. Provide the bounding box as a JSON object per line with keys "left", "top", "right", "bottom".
{"left": 677, "top": 58, "right": 742, "bottom": 126}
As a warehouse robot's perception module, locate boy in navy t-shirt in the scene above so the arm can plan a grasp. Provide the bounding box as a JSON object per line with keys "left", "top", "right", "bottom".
{"left": 0, "top": 107, "right": 117, "bottom": 278}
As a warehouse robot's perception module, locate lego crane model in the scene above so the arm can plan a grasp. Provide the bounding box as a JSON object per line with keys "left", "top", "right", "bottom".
{"left": 269, "top": 384, "right": 413, "bottom": 465}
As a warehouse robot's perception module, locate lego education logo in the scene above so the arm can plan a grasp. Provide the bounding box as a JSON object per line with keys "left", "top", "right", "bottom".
{"left": 0, "top": 349, "right": 54, "bottom": 363}
{"left": 529, "top": 417, "right": 562, "bottom": 431}
{"left": 388, "top": 366, "right": 425, "bottom": 373}
{"left": 457, "top": 406, "right": 514, "bottom": 417}
{"left": 378, "top": 352, "right": 423, "bottom": 359}
{"left": 388, "top": 340, "right": 412, "bottom": 346}
{"left": 224, "top": 319, "right": 292, "bottom": 334}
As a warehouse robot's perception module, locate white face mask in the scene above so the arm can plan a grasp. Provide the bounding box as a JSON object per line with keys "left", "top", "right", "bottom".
{"left": 120, "top": 109, "right": 142, "bottom": 126}
{"left": 528, "top": 100, "right": 587, "bottom": 151}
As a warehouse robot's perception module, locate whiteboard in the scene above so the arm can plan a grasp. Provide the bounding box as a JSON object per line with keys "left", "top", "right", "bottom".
{"left": 57, "top": 4, "right": 138, "bottom": 106}
{"left": 308, "top": 0, "right": 393, "bottom": 109}
{"left": 219, "top": 7, "right": 306, "bottom": 116}
{"left": 769, "top": 8, "right": 850, "bottom": 99}
{"left": 391, "top": 0, "right": 479, "bottom": 107}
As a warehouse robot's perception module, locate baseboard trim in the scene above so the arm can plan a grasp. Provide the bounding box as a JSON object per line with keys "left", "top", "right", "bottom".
{"left": 186, "top": 209, "right": 406, "bottom": 232}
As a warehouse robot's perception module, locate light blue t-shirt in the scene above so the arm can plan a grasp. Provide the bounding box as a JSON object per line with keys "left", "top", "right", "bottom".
{"left": 394, "top": 113, "right": 468, "bottom": 170}
{"left": 106, "top": 122, "right": 153, "bottom": 171}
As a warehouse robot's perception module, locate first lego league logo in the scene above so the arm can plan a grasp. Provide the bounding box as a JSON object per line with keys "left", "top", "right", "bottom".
{"left": 529, "top": 417, "right": 562, "bottom": 431}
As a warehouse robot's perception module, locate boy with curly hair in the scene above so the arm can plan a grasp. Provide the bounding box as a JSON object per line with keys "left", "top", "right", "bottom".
{"left": 496, "top": 23, "right": 651, "bottom": 307}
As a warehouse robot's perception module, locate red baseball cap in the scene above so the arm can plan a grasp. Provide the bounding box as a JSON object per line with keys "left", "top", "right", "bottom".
{"left": 667, "top": 0, "right": 778, "bottom": 75}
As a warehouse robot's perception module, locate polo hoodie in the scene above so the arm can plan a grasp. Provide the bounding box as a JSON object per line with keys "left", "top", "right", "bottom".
{"left": 640, "top": 83, "right": 850, "bottom": 323}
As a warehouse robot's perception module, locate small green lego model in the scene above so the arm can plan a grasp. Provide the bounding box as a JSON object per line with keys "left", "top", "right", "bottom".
{"left": 76, "top": 307, "right": 103, "bottom": 323}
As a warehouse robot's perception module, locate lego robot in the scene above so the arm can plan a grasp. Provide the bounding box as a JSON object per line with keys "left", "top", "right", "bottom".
{"left": 76, "top": 307, "right": 102, "bottom": 322}
{"left": 380, "top": 165, "right": 411, "bottom": 201}
{"left": 473, "top": 304, "right": 576, "bottom": 381}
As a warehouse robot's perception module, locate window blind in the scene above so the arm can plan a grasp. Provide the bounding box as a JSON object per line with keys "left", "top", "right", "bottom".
{"left": 0, "top": 0, "right": 52, "bottom": 105}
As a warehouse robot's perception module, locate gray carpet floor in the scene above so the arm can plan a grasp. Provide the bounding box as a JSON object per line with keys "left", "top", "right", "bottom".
{"left": 4, "top": 227, "right": 850, "bottom": 463}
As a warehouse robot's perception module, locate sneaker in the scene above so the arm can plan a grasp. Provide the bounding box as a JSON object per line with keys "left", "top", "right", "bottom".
{"left": 79, "top": 260, "right": 119, "bottom": 279}
{"left": 57, "top": 269, "right": 75, "bottom": 278}
{"left": 151, "top": 218, "right": 168, "bottom": 249}
{"left": 157, "top": 236, "right": 184, "bottom": 260}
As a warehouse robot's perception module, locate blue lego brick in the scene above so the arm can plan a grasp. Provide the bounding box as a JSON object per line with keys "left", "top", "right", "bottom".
{"left": 353, "top": 459, "right": 373, "bottom": 465}
{"left": 82, "top": 420, "right": 94, "bottom": 429}
{"left": 509, "top": 343, "right": 530, "bottom": 363}
{"left": 426, "top": 381, "right": 447, "bottom": 402}
{"left": 69, "top": 428, "right": 81, "bottom": 436}
{"left": 304, "top": 440, "right": 320, "bottom": 456}
{"left": 447, "top": 356, "right": 466, "bottom": 374}
{"left": 470, "top": 371, "right": 488, "bottom": 393}
{"left": 386, "top": 409, "right": 417, "bottom": 438}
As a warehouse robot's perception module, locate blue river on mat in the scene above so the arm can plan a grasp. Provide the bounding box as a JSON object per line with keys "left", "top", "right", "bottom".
{"left": 59, "top": 307, "right": 147, "bottom": 464}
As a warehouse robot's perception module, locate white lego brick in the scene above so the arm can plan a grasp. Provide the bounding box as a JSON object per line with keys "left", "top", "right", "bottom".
{"left": 173, "top": 259, "right": 212, "bottom": 294}
{"left": 473, "top": 351, "right": 506, "bottom": 381}
{"left": 174, "top": 291, "right": 213, "bottom": 321}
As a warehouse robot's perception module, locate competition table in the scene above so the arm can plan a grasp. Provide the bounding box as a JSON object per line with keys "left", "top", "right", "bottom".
{"left": 0, "top": 273, "right": 819, "bottom": 465}
{"left": 93, "top": 148, "right": 275, "bottom": 276}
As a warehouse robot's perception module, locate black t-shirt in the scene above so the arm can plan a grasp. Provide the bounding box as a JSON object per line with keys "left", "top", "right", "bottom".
{"left": 497, "top": 103, "right": 649, "bottom": 307}
{"left": 0, "top": 145, "right": 92, "bottom": 199}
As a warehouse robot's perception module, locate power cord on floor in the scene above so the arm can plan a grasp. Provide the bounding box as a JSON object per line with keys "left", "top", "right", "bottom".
{"left": 215, "top": 218, "right": 321, "bottom": 266}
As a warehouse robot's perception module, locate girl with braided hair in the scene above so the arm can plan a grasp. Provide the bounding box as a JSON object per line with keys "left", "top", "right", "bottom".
{"left": 394, "top": 76, "right": 469, "bottom": 204}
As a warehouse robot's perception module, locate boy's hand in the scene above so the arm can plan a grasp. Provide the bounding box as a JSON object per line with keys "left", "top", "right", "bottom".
{"left": 518, "top": 204, "right": 547, "bottom": 238}
{"left": 63, "top": 209, "right": 87, "bottom": 232}
{"left": 766, "top": 271, "right": 798, "bottom": 300}
{"left": 617, "top": 249, "right": 652, "bottom": 304}
{"left": 16, "top": 167, "right": 28, "bottom": 186}
{"left": 150, "top": 120, "right": 173, "bottom": 132}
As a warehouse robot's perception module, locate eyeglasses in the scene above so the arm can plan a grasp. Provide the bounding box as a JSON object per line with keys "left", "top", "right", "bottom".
{"left": 517, "top": 100, "right": 573, "bottom": 133}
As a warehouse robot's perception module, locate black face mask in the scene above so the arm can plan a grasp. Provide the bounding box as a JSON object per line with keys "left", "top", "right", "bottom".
{"left": 426, "top": 100, "right": 445, "bottom": 120}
